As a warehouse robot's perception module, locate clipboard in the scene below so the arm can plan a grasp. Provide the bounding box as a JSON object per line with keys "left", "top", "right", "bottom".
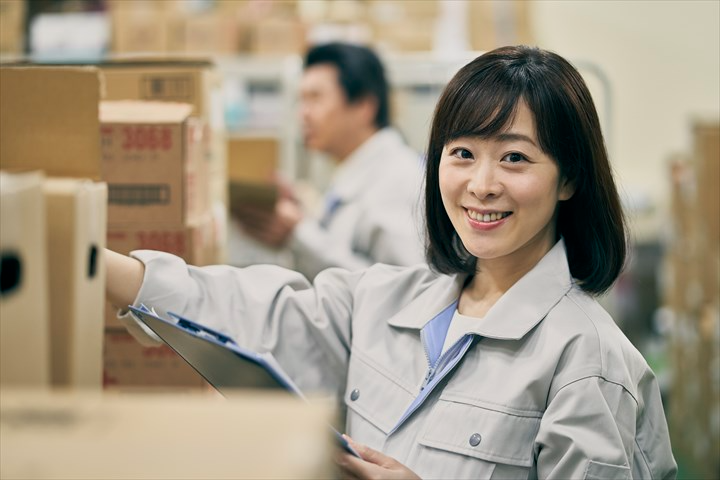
{"left": 128, "top": 305, "right": 361, "bottom": 458}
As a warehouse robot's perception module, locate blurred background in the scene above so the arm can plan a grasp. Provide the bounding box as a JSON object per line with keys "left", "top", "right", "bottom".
{"left": 0, "top": 1, "right": 718, "bottom": 478}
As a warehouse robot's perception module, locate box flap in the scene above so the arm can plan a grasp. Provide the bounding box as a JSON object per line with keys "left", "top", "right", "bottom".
{"left": 100, "top": 100, "right": 193, "bottom": 123}
{"left": 0, "top": 66, "right": 101, "bottom": 179}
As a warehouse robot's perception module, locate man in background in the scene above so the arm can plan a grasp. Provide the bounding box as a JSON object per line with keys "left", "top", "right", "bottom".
{"left": 234, "top": 42, "right": 425, "bottom": 280}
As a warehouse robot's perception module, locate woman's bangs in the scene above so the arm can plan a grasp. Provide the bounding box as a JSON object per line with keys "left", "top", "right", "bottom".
{"left": 442, "top": 76, "right": 521, "bottom": 144}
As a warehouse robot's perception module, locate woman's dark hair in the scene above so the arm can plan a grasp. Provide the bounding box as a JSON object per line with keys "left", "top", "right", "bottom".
{"left": 305, "top": 42, "right": 390, "bottom": 129}
{"left": 425, "top": 45, "right": 626, "bottom": 295}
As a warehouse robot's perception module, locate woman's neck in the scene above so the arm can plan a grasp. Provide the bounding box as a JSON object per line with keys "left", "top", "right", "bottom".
{"left": 459, "top": 241, "right": 554, "bottom": 318}
{"left": 458, "top": 269, "right": 512, "bottom": 319}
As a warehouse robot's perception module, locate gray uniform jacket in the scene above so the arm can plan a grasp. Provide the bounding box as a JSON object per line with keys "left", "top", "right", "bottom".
{"left": 122, "top": 240, "right": 676, "bottom": 479}
{"left": 290, "top": 128, "right": 425, "bottom": 280}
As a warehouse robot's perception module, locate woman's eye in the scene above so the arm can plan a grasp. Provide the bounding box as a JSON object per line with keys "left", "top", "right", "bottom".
{"left": 503, "top": 152, "right": 527, "bottom": 163}
{"left": 452, "top": 148, "right": 474, "bottom": 160}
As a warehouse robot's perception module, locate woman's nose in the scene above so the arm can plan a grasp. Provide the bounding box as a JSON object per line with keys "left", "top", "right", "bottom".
{"left": 467, "top": 164, "right": 503, "bottom": 199}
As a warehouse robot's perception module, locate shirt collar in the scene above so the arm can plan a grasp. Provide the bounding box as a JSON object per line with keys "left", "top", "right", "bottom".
{"left": 329, "top": 128, "right": 407, "bottom": 202}
{"left": 387, "top": 240, "right": 574, "bottom": 340}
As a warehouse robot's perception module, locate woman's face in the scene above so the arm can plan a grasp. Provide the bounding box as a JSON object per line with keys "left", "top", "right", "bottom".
{"left": 438, "top": 100, "right": 574, "bottom": 272}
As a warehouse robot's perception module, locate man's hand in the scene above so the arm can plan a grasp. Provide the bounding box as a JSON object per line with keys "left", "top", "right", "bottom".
{"left": 233, "top": 178, "right": 303, "bottom": 248}
{"left": 337, "top": 435, "right": 421, "bottom": 480}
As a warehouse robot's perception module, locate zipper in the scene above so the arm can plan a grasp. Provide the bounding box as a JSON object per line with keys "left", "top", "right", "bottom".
{"left": 420, "top": 331, "right": 468, "bottom": 391}
{"left": 419, "top": 328, "right": 434, "bottom": 391}
{"left": 389, "top": 334, "right": 474, "bottom": 435}
{"left": 431, "top": 337, "right": 465, "bottom": 383}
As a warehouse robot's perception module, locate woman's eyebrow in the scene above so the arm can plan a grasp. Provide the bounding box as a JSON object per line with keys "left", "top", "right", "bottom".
{"left": 495, "top": 132, "right": 538, "bottom": 148}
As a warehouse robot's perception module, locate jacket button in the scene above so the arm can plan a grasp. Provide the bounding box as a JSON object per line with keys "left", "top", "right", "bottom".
{"left": 469, "top": 433, "right": 482, "bottom": 447}
{"left": 350, "top": 389, "right": 360, "bottom": 401}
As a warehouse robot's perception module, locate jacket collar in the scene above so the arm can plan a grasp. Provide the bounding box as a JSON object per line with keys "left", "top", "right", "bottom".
{"left": 388, "top": 240, "right": 574, "bottom": 340}
{"left": 330, "top": 128, "right": 406, "bottom": 202}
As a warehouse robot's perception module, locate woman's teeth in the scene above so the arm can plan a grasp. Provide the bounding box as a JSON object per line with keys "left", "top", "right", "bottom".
{"left": 467, "top": 211, "right": 511, "bottom": 222}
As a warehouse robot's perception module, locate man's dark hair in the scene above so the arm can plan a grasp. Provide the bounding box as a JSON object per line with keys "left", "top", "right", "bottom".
{"left": 305, "top": 42, "right": 390, "bottom": 129}
{"left": 425, "top": 45, "right": 627, "bottom": 295}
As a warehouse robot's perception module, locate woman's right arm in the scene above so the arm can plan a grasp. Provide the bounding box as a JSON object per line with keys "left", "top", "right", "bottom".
{"left": 103, "top": 248, "right": 364, "bottom": 393}
{"left": 105, "top": 248, "right": 145, "bottom": 310}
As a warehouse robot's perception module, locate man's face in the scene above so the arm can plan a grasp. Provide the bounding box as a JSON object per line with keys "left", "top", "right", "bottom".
{"left": 300, "top": 64, "right": 362, "bottom": 158}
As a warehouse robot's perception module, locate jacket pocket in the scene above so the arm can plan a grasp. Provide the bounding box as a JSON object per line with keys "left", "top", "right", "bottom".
{"left": 344, "top": 353, "right": 414, "bottom": 441}
{"left": 584, "top": 460, "right": 631, "bottom": 480}
{"left": 415, "top": 398, "right": 541, "bottom": 479}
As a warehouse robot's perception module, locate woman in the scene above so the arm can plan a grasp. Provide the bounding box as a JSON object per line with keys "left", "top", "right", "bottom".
{"left": 108, "top": 46, "right": 676, "bottom": 479}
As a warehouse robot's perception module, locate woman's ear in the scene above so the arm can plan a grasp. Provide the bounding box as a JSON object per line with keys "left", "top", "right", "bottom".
{"left": 558, "top": 177, "right": 576, "bottom": 201}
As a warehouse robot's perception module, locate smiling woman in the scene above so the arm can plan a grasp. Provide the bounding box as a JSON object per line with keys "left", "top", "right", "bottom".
{"left": 426, "top": 47, "right": 626, "bottom": 296}
{"left": 106, "top": 46, "right": 676, "bottom": 480}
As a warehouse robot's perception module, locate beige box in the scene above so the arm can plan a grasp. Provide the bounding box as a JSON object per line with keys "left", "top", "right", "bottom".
{"left": 0, "top": 0, "right": 25, "bottom": 54}
{"left": 0, "top": 390, "right": 335, "bottom": 479}
{"left": 98, "top": 58, "right": 225, "bottom": 216}
{"left": 693, "top": 121, "right": 720, "bottom": 245}
{"left": 227, "top": 136, "right": 279, "bottom": 211}
{"left": 101, "top": 101, "right": 209, "bottom": 226}
{"left": 227, "top": 136, "right": 278, "bottom": 183}
{"left": 0, "top": 66, "right": 102, "bottom": 179}
{"left": 250, "top": 18, "right": 307, "bottom": 55}
{"left": 106, "top": 212, "right": 217, "bottom": 267}
{"left": 43, "top": 178, "right": 107, "bottom": 389}
{"left": 99, "top": 58, "right": 217, "bottom": 120}
{"left": 109, "top": 1, "right": 172, "bottom": 54}
{"left": 0, "top": 171, "right": 50, "bottom": 387}
{"left": 177, "top": 11, "right": 246, "bottom": 54}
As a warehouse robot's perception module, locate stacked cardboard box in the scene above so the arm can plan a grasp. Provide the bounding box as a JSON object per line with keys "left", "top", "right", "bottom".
{"left": 0, "top": 66, "right": 107, "bottom": 390}
{"left": 664, "top": 121, "right": 719, "bottom": 478}
{"left": 99, "top": 57, "right": 228, "bottom": 238}
{"left": 107, "top": 0, "right": 533, "bottom": 56}
{"left": 108, "top": 0, "right": 174, "bottom": 55}
{"left": 101, "top": 100, "right": 216, "bottom": 390}
{"left": 95, "top": 57, "right": 227, "bottom": 390}
{"left": 0, "top": 0, "right": 25, "bottom": 55}
{"left": 227, "top": 136, "right": 280, "bottom": 213}
{"left": 0, "top": 172, "right": 51, "bottom": 387}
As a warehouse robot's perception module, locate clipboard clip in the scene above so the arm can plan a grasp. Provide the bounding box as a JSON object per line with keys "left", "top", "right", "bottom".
{"left": 167, "top": 312, "right": 237, "bottom": 346}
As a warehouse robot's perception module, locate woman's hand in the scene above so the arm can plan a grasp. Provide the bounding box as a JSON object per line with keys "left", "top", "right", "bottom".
{"left": 337, "top": 435, "right": 421, "bottom": 480}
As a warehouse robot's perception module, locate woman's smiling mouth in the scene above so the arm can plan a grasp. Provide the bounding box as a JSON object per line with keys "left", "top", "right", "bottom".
{"left": 466, "top": 209, "right": 513, "bottom": 223}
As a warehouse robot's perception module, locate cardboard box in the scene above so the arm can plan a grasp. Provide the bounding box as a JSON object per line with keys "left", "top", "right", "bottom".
{"left": 227, "top": 136, "right": 278, "bottom": 182}
{"left": 98, "top": 59, "right": 225, "bottom": 216}
{"left": 0, "top": 390, "right": 335, "bottom": 480}
{"left": 372, "top": 20, "right": 434, "bottom": 52}
{"left": 208, "top": 127, "right": 229, "bottom": 205}
{"left": 250, "top": 18, "right": 307, "bottom": 55}
{"left": 43, "top": 178, "right": 107, "bottom": 389}
{"left": 0, "top": 66, "right": 102, "bottom": 179}
{"left": 176, "top": 11, "right": 246, "bottom": 54}
{"left": 103, "top": 328, "right": 207, "bottom": 389}
{"left": 101, "top": 101, "right": 209, "bottom": 226}
{"left": 227, "top": 136, "right": 279, "bottom": 211}
{"left": 693, "top": 121, "right": 720, "bottom": 245}
{"left": 99, "top": 58, "right": 218, "bottom": 121}
{"left": 106, "top": 211, "right": 218, "bottom": 265}
{"left": 109, "top": 1, "right": 172, "bottom": 54}
{"left": 0, "top": 171, "right": 50, "bottom": 387}
{"left": 0, "top": 0, "right": 25, "bottom": 54}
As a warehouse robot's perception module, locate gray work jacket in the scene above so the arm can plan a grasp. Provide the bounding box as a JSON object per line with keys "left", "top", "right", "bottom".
{"left": 290, "top": 128, "right": 425, "bottom": 280}
{"left": 122, "top": 240, "right": 676, "bottom": 479}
